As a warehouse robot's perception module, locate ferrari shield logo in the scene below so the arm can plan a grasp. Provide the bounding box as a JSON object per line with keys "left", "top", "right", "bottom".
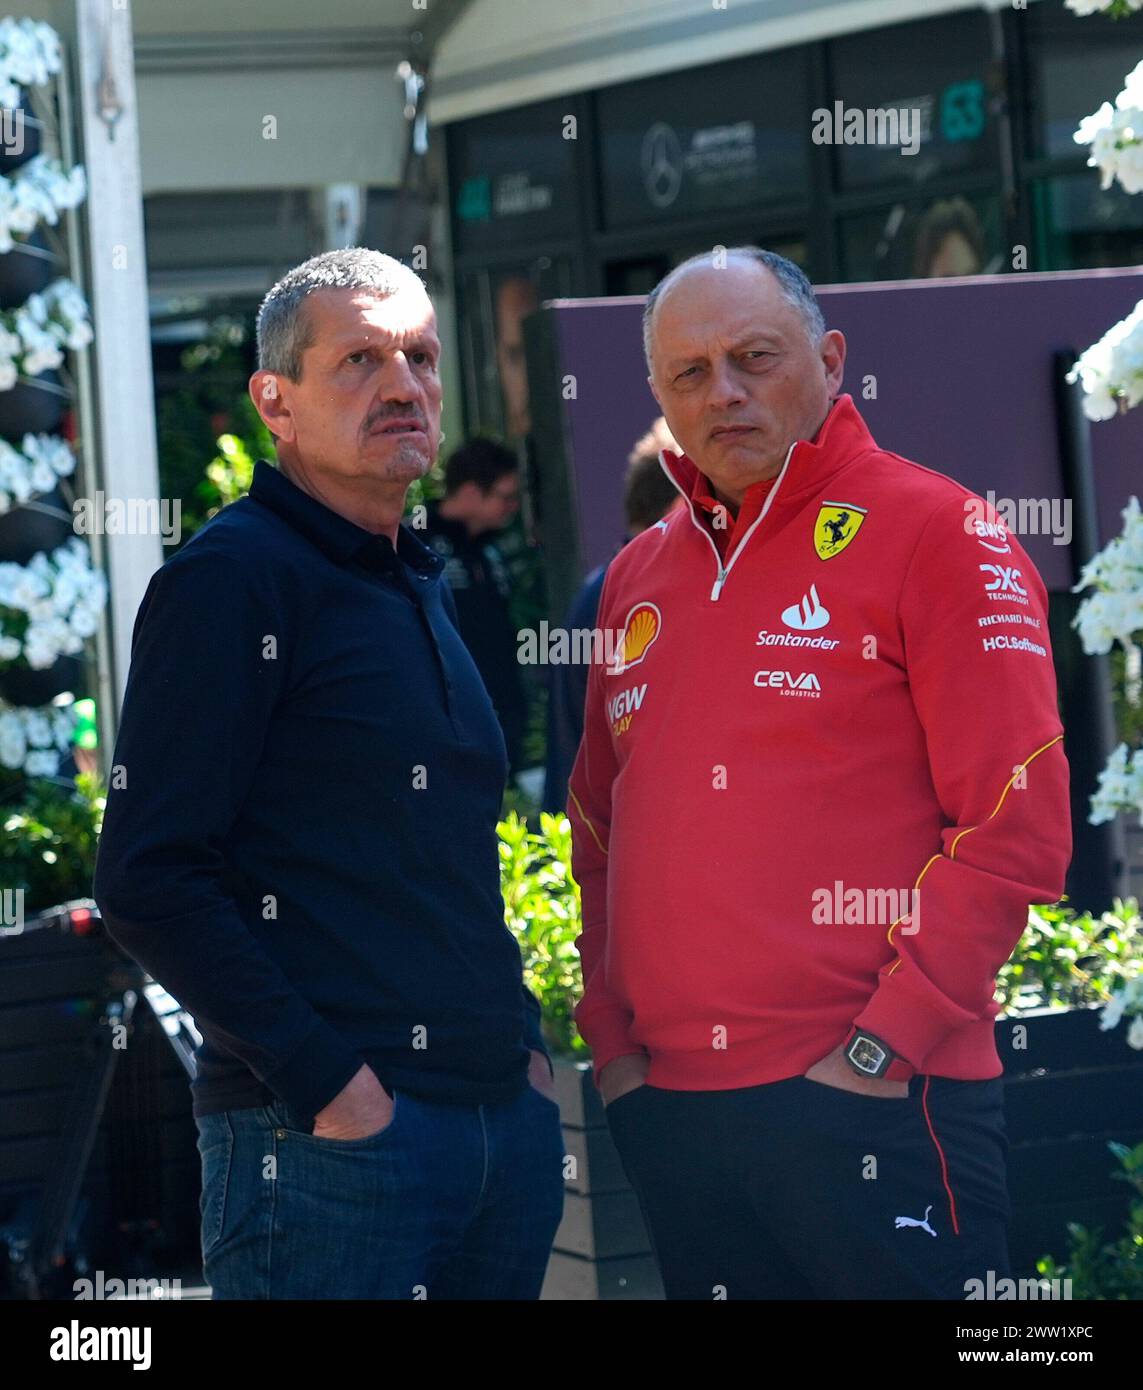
{"left": 814, "top": 502, "right": 867, "bottom": 560}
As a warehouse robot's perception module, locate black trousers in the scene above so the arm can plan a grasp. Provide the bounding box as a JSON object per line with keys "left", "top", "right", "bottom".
{"left": 605, "top": 1073, "right": 1011, "bottom": 1300}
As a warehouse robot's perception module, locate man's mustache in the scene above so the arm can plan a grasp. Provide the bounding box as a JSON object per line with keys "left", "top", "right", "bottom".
{"left": 364, "top": 413, "right": 428, "bottom": 432}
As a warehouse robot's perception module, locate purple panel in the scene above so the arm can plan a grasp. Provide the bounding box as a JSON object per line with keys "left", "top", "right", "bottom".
{"left": 816, "top": 268, "right": 1143, "bottom": 589}
{"left": 547, "top": 268, "right": 1143, "bottom": 590}
{"left": 552, "top": 295, "right": 653, "bottom": 574}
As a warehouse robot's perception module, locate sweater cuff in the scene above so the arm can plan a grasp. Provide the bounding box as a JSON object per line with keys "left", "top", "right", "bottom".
{"left": 852, "top": 974, "right": 973, "bottom": 1075}
{"left": 262, "top": 1016, "right": 365, "bottom": 1118}
{"left": 590, "top": 1048, "right": 649, "bottom": 1090}
{"left": 575, "top": 1006, "right": 645, "bottom": 1088}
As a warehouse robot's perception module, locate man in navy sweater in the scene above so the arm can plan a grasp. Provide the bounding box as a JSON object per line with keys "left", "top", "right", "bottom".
{"left": 92, "top": 248, "right": 564, "bottom": 1300}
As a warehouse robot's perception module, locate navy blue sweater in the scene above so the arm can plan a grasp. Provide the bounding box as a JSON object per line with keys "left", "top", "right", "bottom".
{"left": 93, "top": 459, "right": 549, "bottom": 1121}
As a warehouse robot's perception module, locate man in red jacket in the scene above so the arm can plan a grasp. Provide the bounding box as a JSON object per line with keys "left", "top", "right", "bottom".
{"left": 567, "top": 246, "right": 1072, "bottom": 1299}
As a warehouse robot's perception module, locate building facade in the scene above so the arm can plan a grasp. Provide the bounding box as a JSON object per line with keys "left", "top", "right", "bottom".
{"left": 440, "top": 3, "right": 1143, "bottom": 441}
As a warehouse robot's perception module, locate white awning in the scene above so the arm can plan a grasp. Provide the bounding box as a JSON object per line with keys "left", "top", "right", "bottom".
{"left": 429, "top": 0, "right": 1017, "bottom": 126}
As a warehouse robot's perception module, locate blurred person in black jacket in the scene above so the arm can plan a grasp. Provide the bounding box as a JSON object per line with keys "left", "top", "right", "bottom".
{"left": 543, "top": 417, "right": 681, "bottom": 812}
{"left": 420, "top": 439, "right": 530, "bottom": 773}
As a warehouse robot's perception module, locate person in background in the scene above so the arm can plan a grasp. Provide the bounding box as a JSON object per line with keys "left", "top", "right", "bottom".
{"left": 543, "top": 417, "right": 681, "bottom": 812}
{"left": 913, "top": 196, "right": 987, "bottom": 278}
{"left": 421, "top": 438, "right": 529, "bottom": 772}
{"left": 495, "top": 275, "right": 540, "bottom": 439}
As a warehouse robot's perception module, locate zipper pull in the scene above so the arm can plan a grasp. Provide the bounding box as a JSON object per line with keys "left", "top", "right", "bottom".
{"left": 711, "top": 567, "right": 728, "bottom": 601}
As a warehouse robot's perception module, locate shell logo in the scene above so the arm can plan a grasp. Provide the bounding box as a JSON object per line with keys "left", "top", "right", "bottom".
{"left": 609, "top": 601, "right": 662, "bottom": 676}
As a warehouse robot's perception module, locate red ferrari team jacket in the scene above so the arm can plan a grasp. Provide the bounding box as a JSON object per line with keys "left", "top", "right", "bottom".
{"left": 567, "top": 392, "right": 1072, "bottom": 1090}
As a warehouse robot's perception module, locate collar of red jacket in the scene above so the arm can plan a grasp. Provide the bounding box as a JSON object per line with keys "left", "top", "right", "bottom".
{"left": 659, "top": 392, "right": 879, "bottom": 514}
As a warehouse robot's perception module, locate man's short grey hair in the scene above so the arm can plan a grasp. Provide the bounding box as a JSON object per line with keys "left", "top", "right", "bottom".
{"left": 256, "top": 247, "right": 431, "bottom": 381}
{"left": 642, "top": 246, "right": 826, "bottom": 373}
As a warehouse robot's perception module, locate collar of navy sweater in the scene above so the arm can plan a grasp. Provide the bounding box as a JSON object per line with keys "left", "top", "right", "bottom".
{"left": 657, "top": 393, "right": 880, "bottom": 516}
{"left": 248, "top": 458, "right": 444, "bottom": 579}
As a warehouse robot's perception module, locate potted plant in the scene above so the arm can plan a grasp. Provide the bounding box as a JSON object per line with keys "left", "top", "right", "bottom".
{"left": 0, "top": 769, "right": 104, "bottom": 913}
{"left": 0, "top": 432, "right": 77, "bottom": 563}
{"left": 995, "top": 899, "right": 1143, "bottom": 1277}
{"left": 1036, "top": 1140, "right": 1143, "bottom": 1299}
{"left": 0, "top": 534, "right": 106, "bottom": 709}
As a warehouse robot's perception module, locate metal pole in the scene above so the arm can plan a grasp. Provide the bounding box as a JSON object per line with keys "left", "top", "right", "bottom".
{"left": 73, "top": 0, "right": 162, "bottom": 746}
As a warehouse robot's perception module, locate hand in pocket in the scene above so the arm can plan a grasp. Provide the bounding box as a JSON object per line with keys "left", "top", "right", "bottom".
{"left": 311, "top": 1063, "right": 395, "bottom": 1140}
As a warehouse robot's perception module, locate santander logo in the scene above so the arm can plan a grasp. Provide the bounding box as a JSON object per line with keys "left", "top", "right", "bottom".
{"left": 781, "top": 584, "right": 830, "bottom": 632}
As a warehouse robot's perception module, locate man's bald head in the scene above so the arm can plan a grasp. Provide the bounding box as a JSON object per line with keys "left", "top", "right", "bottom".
{"left": 642, "top": 247, "right": 825, "bottom": 374}
{"left": 642, "top": 247, "right": 845, "bottom": 508}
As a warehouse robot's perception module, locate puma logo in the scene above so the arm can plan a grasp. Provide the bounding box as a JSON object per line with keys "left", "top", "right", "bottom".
{"left": 894, "top": 1204, "right": 937, "bottom": 1237}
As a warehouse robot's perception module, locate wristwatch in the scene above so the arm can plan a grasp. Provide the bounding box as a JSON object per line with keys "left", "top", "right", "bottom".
{"left": 844, "top": 1027, "right": 912, "bottom": 1081}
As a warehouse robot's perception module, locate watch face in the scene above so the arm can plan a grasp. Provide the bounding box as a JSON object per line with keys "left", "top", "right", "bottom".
{"left": 849, "top": 1037, "right": 887, "bottom": 1074}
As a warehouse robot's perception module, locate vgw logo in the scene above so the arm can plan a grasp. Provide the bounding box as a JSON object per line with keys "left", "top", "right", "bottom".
{"left": 607, "top": 683, "right": 647, "bottom": 736}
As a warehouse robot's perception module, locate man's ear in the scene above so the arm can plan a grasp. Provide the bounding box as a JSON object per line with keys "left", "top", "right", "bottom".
{"left": 821, "top": 330, "right": 846, "bottom": 398}
{"left": 249, "top": 370, "right": 295, "bottom": 444}
{"left": 647, "top": 373, "right": 661, "bottom": 408}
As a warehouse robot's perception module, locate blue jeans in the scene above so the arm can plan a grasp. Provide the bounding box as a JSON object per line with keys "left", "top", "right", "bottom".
{"left": 195, "top": 1082, "right": 566, "bottom": 1299}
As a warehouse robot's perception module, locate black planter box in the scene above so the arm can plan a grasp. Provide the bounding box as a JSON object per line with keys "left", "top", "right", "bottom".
{"left": 997, "top": 1004, "right": 1143, "bottom": 1277}
{"left": 0, "top": 231, "right": 59, "bottom": 311}
{"left": 0, "top": 907, "right": 201, "bottom": 1294}
{"left": 0, "top": 373, "right": 68, "bottom": 438}
{"left": 0, "top": 486, "right": 73, "bottom": 564}
{"left": 0, "top": 655, "right": 84, "bottom": 708}
{"left": 0, "top": 98, "right": 43, "bottom": 175}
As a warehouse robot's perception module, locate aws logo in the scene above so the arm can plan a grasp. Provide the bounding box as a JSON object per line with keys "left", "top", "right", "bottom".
{"left": 608, "top": 601, "right": 662, "bottom": 676}
{"left": 972, "top": 520, "right": 1011, "bottom": 554}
